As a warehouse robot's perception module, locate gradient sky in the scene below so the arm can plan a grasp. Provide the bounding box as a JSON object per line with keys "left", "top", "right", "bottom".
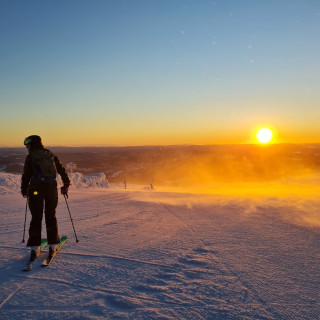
{"left": 0, "top": 0, "right": 319, "bottom": 147}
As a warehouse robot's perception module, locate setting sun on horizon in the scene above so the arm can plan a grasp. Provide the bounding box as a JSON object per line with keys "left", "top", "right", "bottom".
{"left": 256, "top": 128, "right": 273, "bottom": 144}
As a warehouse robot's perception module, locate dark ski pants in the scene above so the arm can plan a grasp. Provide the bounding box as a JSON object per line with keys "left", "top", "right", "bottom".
{"left": 27, "top": 182, "right": 60, "bottom": 246}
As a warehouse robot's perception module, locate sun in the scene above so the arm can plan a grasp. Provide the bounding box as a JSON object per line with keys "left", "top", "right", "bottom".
{"left": 256, "top": 128, "right": 273, "bottom": 144}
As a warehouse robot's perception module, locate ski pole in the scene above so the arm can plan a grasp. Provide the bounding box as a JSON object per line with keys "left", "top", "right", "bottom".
{"left": 22, "top": 198, "right": 28, "bottom": 243}
{"left": 63, "top": 194, "right": 79, "bottom": 242}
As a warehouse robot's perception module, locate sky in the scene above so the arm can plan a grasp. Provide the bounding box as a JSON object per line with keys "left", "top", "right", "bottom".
{"left": 0, "top": 0, "right": 319, "bottom": 147}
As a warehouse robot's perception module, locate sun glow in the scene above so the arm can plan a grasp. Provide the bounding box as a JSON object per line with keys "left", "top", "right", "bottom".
{"left": 256, "top": 128, "right": 273, "bottom": 144}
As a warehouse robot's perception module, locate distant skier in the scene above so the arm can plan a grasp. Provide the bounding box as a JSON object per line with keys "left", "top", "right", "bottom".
{"left": 21, "top": 135, "right": 70, "bottom": 263}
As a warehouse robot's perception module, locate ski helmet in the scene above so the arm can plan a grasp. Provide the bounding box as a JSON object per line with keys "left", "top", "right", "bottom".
{"left": 24, "top": 135, "right": 43, "bottom": 147}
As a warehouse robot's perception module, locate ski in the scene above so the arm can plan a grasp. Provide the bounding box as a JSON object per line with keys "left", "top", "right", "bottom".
{"left": 41, "top": 236, "right": 67, "bottom": 267}
{"left": 22, "top": 238, "right": 48, "bottom": 272}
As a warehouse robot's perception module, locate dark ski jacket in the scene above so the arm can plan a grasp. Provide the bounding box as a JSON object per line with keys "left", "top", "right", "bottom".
{"left": 21, "top": 147, "right": 70, "bottom": 194}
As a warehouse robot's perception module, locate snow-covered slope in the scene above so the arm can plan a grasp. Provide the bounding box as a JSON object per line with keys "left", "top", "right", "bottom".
{"left": 0, "top": 173, "right": 319, "bottom": 319}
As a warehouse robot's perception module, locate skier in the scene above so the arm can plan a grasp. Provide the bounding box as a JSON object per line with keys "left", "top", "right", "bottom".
{"left": 21, "top": 135, "right": 70, "bottom": 263}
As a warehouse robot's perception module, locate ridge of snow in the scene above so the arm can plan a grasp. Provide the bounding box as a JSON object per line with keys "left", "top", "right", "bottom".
{"left": 0, "top": 172, "right": 109, "bottom": 194}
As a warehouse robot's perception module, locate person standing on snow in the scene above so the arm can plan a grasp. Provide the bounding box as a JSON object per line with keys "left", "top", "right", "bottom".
{"left": 21, "top": 135, "right": 70, "bottom": 262}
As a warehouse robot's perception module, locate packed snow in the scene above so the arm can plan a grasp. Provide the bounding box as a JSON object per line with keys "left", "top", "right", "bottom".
{"left": 0, "top": 172, "right": 319, "bottom": 319}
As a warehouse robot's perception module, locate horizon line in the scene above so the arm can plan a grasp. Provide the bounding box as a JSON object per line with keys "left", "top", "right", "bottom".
{"left": 1, "top": 142, "right": 320, "bottom": 149}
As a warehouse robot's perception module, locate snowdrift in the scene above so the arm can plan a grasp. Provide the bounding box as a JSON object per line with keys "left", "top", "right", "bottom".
{"left": 67, "top": 172, "right": 109, "bottom": 188}
{"left": 0, "top": 172, "right": 109, "bottom": 194}
{"left": 0, "top": 173, "right": 21, "bottom": 194}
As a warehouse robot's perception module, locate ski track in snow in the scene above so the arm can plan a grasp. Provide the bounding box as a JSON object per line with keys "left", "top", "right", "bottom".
{"left": 0, "top": 186, "right": 319, "bottom": 319}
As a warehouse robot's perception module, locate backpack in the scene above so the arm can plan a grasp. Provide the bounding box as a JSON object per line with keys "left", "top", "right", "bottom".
{"left": 31, "top": 148, "right": 57, "bottom": 182}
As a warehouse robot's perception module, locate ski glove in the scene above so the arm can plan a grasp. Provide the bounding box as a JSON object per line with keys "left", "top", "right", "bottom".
{"left": 61, "top": 184, "right": 69, "bottom": 198}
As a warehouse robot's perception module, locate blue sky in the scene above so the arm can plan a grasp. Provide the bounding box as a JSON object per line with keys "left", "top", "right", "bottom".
{"left": 1, "top": 0, "right": 319, "bottom": 146}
